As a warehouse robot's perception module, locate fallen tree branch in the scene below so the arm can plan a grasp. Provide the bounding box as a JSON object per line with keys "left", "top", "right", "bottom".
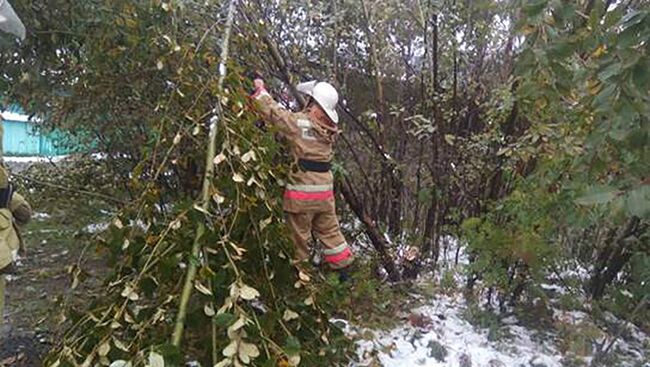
{"left": 337, "top": 175, "right": 400, "bottom": 282}
{"left": 12, "top": 172, "right": 127, "bottom": 205}
{"left": 171, "top": 0, "right": 237, "bottom": 348}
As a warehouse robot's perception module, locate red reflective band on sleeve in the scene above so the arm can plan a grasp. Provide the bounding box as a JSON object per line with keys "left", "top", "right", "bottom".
{"left": 284, "top": 190, "right": 334, "bottom": 201}
{"left": 324, "top": 247, "right": 353, "bottom": 264}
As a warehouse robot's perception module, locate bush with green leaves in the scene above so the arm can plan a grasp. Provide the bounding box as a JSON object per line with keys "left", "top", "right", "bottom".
{"left": 462, "top": 1, "right": 648, "bottom": 318}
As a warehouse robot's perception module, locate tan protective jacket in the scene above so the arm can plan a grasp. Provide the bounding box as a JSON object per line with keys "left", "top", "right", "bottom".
{"left": 255, "top": 93, "right": 339, "bottom": 213}
{"left": 0, "top": 167, "right": 32, "bottom": 270}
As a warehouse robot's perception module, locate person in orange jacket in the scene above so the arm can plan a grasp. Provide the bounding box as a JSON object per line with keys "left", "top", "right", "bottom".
{"left": 252, "top": 78, "right": 354, "bottom": 272}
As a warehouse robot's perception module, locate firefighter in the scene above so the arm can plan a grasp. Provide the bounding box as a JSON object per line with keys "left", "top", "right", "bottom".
{"left": 0, "top": 165, "right": 32, "bottom": 334}
{"left": 252, "top": 78, "right": 355, "bottom": 273}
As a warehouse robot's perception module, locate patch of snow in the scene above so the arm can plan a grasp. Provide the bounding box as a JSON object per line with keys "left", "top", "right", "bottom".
{"left": 32, "top": 212, "right": 51, "bottom": 220}
{"left": 83, "top": 219, "right": 148, "bottom": 234}
{"left": 1, "top": 111, "right": 30, "bottom": 122}
{"left": 4, "top": 155, "right": 69, "bottom": 163}
{"left": 352, "top": 294, "right": 564, "bottom": 367}
{"left": 84, "top": 222, "right": 110, "bottom": 234}
{"left": 540, "top": 283, "right": 568, "bottom": 295}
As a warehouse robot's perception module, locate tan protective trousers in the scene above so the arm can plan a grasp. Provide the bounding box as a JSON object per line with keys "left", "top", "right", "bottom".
{"left": 286, "top": 210, "right": 354, "bottom": 270}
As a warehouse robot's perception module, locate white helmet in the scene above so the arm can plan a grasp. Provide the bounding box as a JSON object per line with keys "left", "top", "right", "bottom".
{"left": 296, "top": 80, "right": 339, "bottom": 124}
{"left": 0, "top": 0, "right": 26, "bottom": 40}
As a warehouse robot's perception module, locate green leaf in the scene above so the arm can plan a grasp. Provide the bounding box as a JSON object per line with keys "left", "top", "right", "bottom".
{"left": 598, "top": 62, "right": 622, "bottom": 81}
{"left": 575, "top": 186, "right": 619, "bottom": 206}
{"left": 523, "top": 0, "right": 548, "bottom": 17}
{"left": 284, "top": 336, "right": 301, "bottom": 355}
{"left": 624, "top": 185, "right": 650, "bottom": 217}
{"left": 620, "top": 10, "right": 646, "bottom": 29}
{"left": 214, "top": 312, "right": 237, "bottom": 327}
{"left": 592, "top": 84, "right": 617, "bottom": 109}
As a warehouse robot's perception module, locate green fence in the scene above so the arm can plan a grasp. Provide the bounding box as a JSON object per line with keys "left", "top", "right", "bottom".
{"left": 2, "top": 106, "right": 78, "bottom": 156}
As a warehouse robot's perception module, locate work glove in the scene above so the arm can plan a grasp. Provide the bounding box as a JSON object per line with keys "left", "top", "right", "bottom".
{"left": 251, "top": 78, "right": 267, "bottom": 98}
{"left": 0, "top": 183, "right": 14, "bottom": 209}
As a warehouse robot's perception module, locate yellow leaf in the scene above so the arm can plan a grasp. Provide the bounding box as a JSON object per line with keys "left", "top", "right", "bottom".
{"left": 223, "top": 340, "right": 238, "bottom": 358}
{"left": 212, "top": 193, "right": 226, "bottom": 204}
{"left": 98, "top": 341, "right": 110, "bottom": 356}
{"left": 444, "top": 134, "right": 456, "bottom": 146}
{"left": 124, "top": 312, "right": 135, "bottom": 324}
{"left": 148, "top": 352, "right": 164, "bottom": 367}
{"left": 228, "top": 317, "right": 246, "bottom": 334}
{"left": 213, "top": 153, "right": 227, "bottom": 165}
{"left": 204, "top": 303, "right": 215, "bottom": 317}
{"left": 113, "top": 337, "right": 129, "bottom": 351}
{"left": 241, "top": 150, "right": 256, "bottom": 163}
{"left": 592, "top": 44, "right": 606, "bottom": 58}
{"left": 259, "top": 217, "right": 272, "bottom": 230}
{"left": 304, "top": 296, "right": 314, "bottom": 306}
{"left": 232, "top": 173, "right": 245, "bottom": 183}
{"left": 288, "top": 354, "right": 301, "bottom": 366}
{"left": 194, "top": 282, "right": 213, "bottom": 296}
{"left": 239, "top": 342, "right": 260, "bottom": 364}
{"left": 298, "top": 271, "right": 311, "bottom": 282}
{"left": 283, "top": 309, "right": 299, "bottom": 322}
{"left": 240, "top": 284, "right": 260, "bottom": 300}
{"left": 113, "top": 218, "right": 124, "bottom": 229}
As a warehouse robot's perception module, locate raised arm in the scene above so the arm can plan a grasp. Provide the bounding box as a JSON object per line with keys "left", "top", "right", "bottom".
{"left": 252, "top": 79, "right": 300, "bottom": 138}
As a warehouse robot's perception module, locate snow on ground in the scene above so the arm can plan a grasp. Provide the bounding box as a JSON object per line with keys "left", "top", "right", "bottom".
{"left": 84, "top": 222, "right": 110, "bottom": 234}
{"left": 346, "top": 237, "right": 649, "bottom": 367}
{"left": 349, "top": 293, "right": 563, "bottom": 367}
{"left": 348, "top": 289, "right": 649, "bottom": 366}
{"left": 32, "top": 212, "right": 52, "bottom": 220}
{"left": 3, "top": 155, "right": 68, "bottom": 163}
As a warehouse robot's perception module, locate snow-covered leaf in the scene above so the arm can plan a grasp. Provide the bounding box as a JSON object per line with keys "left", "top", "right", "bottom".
{"left": 213, "top": 359, "right": 232, "bottom": 367}
{"left": 109, "top": 361, "right": 131, "bottom": 367}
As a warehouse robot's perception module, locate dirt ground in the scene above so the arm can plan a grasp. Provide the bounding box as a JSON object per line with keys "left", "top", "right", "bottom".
{"left": 1, "top": 165, "right": 111, "bottom": 366}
